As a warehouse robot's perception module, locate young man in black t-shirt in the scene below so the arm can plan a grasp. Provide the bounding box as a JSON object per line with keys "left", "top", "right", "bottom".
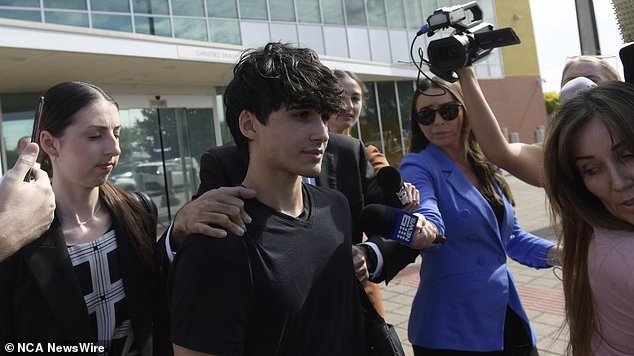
{"left": 169, "top": 42, "right": 369, "bottom": 355}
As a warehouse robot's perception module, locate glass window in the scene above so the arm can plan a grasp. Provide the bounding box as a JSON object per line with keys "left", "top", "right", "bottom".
{"left": 421, "top": 0, "right": 437, "bottom": 24}
{"left": 479, "top": 0, "right": 496, "bottom": 25}
{"left": 269, "top": 0, "right": 294, "bottom": 22}
{"left": 135, "top": 16, "right": 172, "bottom": 36}
{"left": 387, "top": 0, "right": 406, "bottom": 28}
{"left": 239, "top": 21, "right": 270, "bottom": 48}
{"left": 323, "top": 26, "right": 348, "bottom": 57}
{"left": 490, "top": 67, "right": 502, "bottom": 79}
{"left": 347, "top": 27, "right": 370, "bottom": 60}
{"left": 475, "top": 63, "right": 490, "bottom": 78}
{"left": 92, "top": 13, "right": 132, "bottom": 32}
{"left": 184, "top": 108, "right": 215, "bottom": 167}
{"left": 171, "top": 0, "right": 204, "bottom": 17}
{"left": 297, "top": 24, "right": 324, "bottom": 54}
{"left": 296, "top": 0, "right": 320, "bottom": 23}
{"left": 369, "top": 29, "right": 390, "bottom": 62}
{"left": 358, "top": 82, "right": 381, "bottom": 149}
{"left": 344, "top": 0, "right": 366, "bottom": 26}
{"left": 118, "top": 108, "right": 213, "bottom": 225}
{"left": 132, "top": 0, "right": 169, "bottom": 15}
{"left": 239, "top": 0, "right": 267, "bottom": 20}
{"left": 397, "top": 81, "right": 415, "bottom": 117}
{"left": 0, "top": 0, "right": 39, "bottom": 5}
{"left": 376, "top": 81, "right": 404, "bottom": 164}
{"left": 214, "top": 86, "right": 233, "bottom": 144}
{"left": 91, "top": 0, "right": 129, "bottom": 12}
{"left": 0, "top": 9, "right": 40, "bottom": 21}
{"left": 173, "top": 17, "right": 208, "bottom": 41}
{"left": 270, "top": 23, "right": 297, "bottom": 43}
{"left": 208, "top": 19, "right": 240, "bottom": 44}
{"left": 45, "top": 11, "right": 89, "bottom": 27}
{"left": 403, "top": 0, "right": 422, "bottom": 29}
{"left": 397, "top": 80, "right": 414, "bottom": 154}
{"left": 206, "top": 0, "right": 237, "bottom": 18}
{"left": 43, "top": 0, "right": 86, "bottom": 10}
{"left": 321, "top": 0, "right": 343, "bottom": 24}
{"left": 366, "top": 0, "right": 386, "bottom": 27}
{"left": 389, "top": 29, "right": 409, "bottom": 63}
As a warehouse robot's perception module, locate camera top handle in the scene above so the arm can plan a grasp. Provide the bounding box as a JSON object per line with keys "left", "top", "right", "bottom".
{"left": 425, "top": 1, "right": 483, "bottom": 36}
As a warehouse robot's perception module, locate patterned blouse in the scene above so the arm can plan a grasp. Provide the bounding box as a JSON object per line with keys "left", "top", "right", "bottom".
{"left": 67, "top": 229, "right": 137, "bottom": 355}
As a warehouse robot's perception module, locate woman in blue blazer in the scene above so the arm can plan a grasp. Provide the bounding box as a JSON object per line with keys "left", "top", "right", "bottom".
{"left": 399, "top": 78, "right": 559, "bottom": 355}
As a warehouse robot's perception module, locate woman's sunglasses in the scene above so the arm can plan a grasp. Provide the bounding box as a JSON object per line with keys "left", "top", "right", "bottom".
{"left": 414, "top": 102, "right": 463, "bottom": 126}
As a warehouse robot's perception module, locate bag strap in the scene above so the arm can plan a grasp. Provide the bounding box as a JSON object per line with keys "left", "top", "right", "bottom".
{"left": 133, "top": 191, "right": 158, "bottom": 218}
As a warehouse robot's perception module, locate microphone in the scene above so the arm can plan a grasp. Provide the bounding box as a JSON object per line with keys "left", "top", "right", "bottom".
{"left": 376, "top": 166, "right": 410, "bottom": 208}
{"left": 360, "top": 204, "right": 446, "bottom": 246}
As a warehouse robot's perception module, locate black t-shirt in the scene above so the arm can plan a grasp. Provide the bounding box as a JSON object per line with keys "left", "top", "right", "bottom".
{"left": 170, "top": 184, "right": 367, "bottom": 355}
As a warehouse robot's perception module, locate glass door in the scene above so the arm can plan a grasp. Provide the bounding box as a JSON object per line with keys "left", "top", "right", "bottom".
{"left": 112, "top": 107, "right": 215, "bottom": 227}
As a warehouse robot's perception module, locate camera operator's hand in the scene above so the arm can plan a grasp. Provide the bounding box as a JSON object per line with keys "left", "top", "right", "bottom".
{"left": 409, "top": 213, "right": 438, "bottom": 250}
{"left": 171, "top": 186, "right": 257, "bottom": 248}
{"left": 455, "top": 66, "right": 477, "bottom": 79}
{"left": 0, "top": 143, "right": 55, "bottom": 262}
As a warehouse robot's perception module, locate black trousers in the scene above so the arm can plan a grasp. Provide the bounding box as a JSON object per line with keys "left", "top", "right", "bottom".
{"left": 412, "top": 307, "right": 539, "bottom": 356}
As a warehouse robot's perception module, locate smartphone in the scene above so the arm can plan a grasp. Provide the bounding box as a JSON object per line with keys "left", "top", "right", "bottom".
{"left": 24, "top": 96, "right": 45, "bottom": 182}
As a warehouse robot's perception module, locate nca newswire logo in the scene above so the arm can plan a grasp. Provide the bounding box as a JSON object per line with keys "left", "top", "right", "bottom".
{"left": 4, "top": 342, "right": 105, "bottom": 353}
{"left": 394, "top": 213, "right": 418, "bottom": 245}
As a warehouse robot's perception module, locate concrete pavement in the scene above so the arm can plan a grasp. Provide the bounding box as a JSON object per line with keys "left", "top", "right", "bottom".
{"left": 381, "top": 175, "right": 569, "bottom": 355}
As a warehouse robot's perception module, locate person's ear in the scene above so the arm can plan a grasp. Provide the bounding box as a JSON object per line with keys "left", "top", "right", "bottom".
{"left": 239, "top": 110, "right": 258, "bottom": 140}
{"left": 39, "top": 130, "right": 59, "bottom": 159}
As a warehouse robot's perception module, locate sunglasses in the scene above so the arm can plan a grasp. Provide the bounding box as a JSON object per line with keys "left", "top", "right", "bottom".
{"left": 414, "top": 102, "right": 462, "bottom": 126}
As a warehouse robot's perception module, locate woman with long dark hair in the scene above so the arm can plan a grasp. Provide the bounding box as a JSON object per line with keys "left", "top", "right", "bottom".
{"left": 544, "top": 81, "right": 634, "bottom": 356}
{"left": 0, "top": 82, "right": 168, "bottom": 355}
{"left": 400, "top": 77, "right": 559, "bottom": 355}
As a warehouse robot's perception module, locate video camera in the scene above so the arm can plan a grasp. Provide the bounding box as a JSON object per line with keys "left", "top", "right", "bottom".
{"left": 420, "top": 1, "right": 521, "bottom": 82}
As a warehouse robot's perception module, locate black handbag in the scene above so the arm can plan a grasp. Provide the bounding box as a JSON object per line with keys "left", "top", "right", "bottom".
{"left": 358, "top": 282, "right": 406, "bottom": 356}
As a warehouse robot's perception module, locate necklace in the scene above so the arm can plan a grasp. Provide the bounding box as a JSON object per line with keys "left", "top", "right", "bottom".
{"left": 63, "top": 203, "right": 102, "bottom": 226}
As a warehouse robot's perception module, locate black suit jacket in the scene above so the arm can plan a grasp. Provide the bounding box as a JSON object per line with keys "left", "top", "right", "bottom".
{"left": 196, "top": 133, "right": 383, "bottom": 243}
{"left": 0, "top": 217, "right": 170, "bottom": 355}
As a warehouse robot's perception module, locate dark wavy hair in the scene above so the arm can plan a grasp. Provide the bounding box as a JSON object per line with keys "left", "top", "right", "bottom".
{"left": 408, "top": 78, "right": 514, "bottom": 206}
{"left": 544, "top": 81, "right": 634, "bottom": 356}
{"left": 224, "top": 42, "right": 345, "bottom": 154}
{"left": 38, "top": 82, "right": 156, "bottom": 270}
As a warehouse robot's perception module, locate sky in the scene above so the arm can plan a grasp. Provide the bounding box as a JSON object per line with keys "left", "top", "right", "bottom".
{"left": 528, "top": 0, "right": 627, "bottom": 92}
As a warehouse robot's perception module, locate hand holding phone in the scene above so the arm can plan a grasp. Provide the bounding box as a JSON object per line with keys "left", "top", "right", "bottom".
{"left": 24, "top": 96, "right": 45, "bottom": 182}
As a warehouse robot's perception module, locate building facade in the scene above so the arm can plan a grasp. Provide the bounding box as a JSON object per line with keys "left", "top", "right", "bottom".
{"left": 612, "top": 0, "right": 634, "bottom": 42}
{"left": 0, "top": 0, "right": 546, "bottom": 224}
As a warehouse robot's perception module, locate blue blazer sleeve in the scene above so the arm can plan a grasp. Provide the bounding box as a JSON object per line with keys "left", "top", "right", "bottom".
{"left": 505, "top": 214, "right": 555, "bottom": 269}
{"left": 399, "top": 153, "right": 445, "bottom": 237}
